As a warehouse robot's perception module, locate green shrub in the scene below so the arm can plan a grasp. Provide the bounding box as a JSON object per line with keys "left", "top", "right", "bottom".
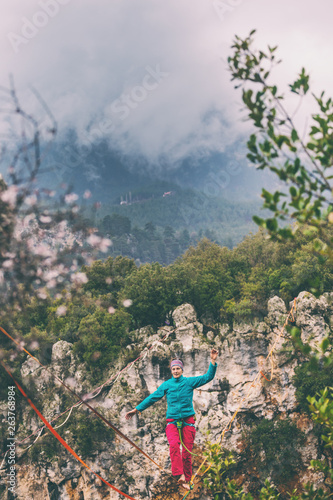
{"left": 203, "top": 442, "right": 237, "bottom": 500}
{"left": 293, "top": 362, "right": 333, "bottom": 413}
{"left": 29, "top": 432, "right": 60, "bottom": 463}
{"left": 67, "top": 412, "right": 114, "bottom": 457}
{"left": 245, "top": 418, "right": 305, "bottom": 485}
{"left": 72, "top": 308, "right": 131, "bottom": 375}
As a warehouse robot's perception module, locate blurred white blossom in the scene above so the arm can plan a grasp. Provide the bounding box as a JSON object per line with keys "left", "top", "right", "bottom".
{"left": 56, "top": 305, "right": 67, "bottom": 317}
{"left": 46, "top": 279, "right": 57, "bottom": 289}
{"left": 71, "top": 272, "right": 88, "bottom": 284}
{"left": 40, "top": 215, "right": 52, "bottom": 224}
{"left": 1, "top": 185, "right": 18, "bottom": 207}
{"left": 87, "top": 234, "right": 100, "bottom": 246}
{"left": 64, "top": 377, "right": 77, "bottom": 388}
{"left": 100, "top": 238, "right": 112, "bottom": 252}
{"left": 29, "top": 341, "right": 40, "bottom": 350}
{"left": 32, "top": 243, "right": 54, "bottom": 258}
{"left": 2, "top": 260, "right": 14, "bottom": 269}
{"left": 25, "top": 195, "right": 37, "bottom": 206}
{"left": 37, "top": 289, "right": 48, "bottom": 299}
{"left": 23, "top": 214, "right": 36, "bottom": 226}
{"left": 87, "top": 234, "right": 112, "bottom": 252}
{"left": 44, "top": 269, "right": 59, "bottom": 283}
{"left": 65, "top": 193, "right": 79, "bottom": 204}
{"left": 18, "top": 341, "right": 26, "bottom": 351}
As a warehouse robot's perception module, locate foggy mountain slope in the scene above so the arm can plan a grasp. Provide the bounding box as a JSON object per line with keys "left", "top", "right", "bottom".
{"left": 40, "top": 133, "right": 277, "bottom": 204}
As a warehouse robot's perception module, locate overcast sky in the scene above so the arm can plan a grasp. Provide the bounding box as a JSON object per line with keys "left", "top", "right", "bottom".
{"left": 1, "top": 0, "right": 332, "bottom": 167}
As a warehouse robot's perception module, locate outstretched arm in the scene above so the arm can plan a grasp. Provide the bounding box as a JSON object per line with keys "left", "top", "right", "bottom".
{"left": 125, "top": 408, "right": 137, "bottom": 420}
{"left": 210, "top": 348, "right": 218, "bottom": 365}
{"left": 188, "top": 348, "right": 218, "bottom": 389}
{"left": 125, "top": 381, "right": 167, "bottom": 420}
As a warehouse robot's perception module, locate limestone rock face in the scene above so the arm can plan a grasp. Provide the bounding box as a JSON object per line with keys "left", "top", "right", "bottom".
{"left": 294, "top": 291, "right": 330, "bottom": 347}
{"left": 0, "top": 292, "right": 331, "bottom": 499}
{"left": 267, "top": 295, "right": 287, "bottom": 326}
{"left": 172, "top": 303, "right": 197, "bottom": 327}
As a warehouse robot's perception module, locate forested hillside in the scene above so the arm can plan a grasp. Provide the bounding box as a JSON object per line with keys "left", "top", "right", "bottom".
{"left": 2, "top": 227, "right": 332, "bottom": 384}
{"left": 1, "top": 227, "right": 333, "bottom": 499}
{"left": 86, "top": 187, "right": 262, "bottom": 264}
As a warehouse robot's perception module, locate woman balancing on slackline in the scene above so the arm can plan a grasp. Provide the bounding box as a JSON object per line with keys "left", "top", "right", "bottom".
{"left": 125, "top": 348, "right": 218, "bottom": 491}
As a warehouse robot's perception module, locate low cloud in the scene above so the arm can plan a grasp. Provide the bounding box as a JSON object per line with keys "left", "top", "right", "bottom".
{"left": 1, "top": 0, "right": 332, "bottom": 168}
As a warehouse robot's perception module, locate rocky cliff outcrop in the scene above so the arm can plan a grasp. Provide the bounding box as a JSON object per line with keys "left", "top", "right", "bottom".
{"left": 1, "top": 291, "right": 332, "bottom": 499}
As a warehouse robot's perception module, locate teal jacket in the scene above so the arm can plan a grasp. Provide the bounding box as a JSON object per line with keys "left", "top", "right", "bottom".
{"left": 136, "top": 362, "right": 217, "bottom": 420}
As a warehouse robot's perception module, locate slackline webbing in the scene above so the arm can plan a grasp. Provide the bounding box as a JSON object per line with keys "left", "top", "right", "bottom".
{"left": 0, "top": 360, "right": 137, "bottom": 500}
{"left": 0, "top": 325, "right": 164, "bottom": 472}
{"left": 1, "top": 328, "right": 172, "bottom": 457}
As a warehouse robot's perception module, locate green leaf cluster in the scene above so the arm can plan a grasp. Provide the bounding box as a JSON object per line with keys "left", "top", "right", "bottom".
{"left": 228, "top": 31, "right": 333, "bottom": 260}
{"left": 203, "top": 442, "right": 237, "bottom": 500}
{"left": 245, "top": 418, "right": 305, "bottom": 484}
{"left": 293, "top": 362, "right": 333, "bottom": 413}
{"left": 308, "top": 387, "right": 333, "bottom": 449}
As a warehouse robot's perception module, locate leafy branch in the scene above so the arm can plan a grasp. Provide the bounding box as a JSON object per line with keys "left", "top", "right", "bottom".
{"left": 228, "top": 31, "right": 333, "bottom": 257}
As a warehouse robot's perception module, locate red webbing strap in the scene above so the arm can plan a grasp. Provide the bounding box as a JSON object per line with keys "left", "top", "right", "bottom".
{"left": 260, "top": 370, "right": 271, "bottom": 382}
{"left": 0, "top": 326, "right": 164, "bottom": 471}
{"left": 0, "top": 360, "right": 137, "bottom": 500}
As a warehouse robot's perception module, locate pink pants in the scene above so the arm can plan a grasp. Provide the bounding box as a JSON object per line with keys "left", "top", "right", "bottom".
{"left": 165, "top": 416, "right": 196, "bottom": 482}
